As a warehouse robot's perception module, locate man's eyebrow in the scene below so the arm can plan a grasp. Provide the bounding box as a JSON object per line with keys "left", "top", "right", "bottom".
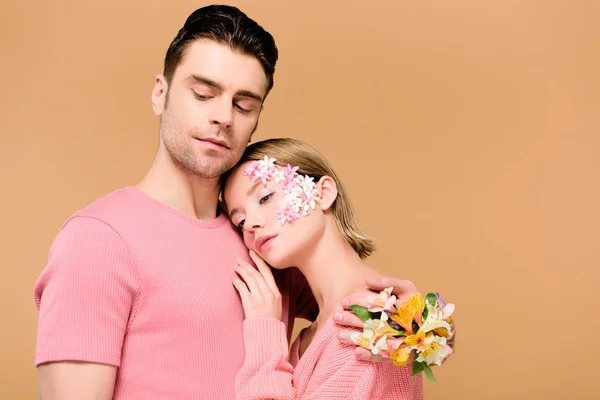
{"left": 188, "top": 74, "right": 222, "bottom": 90}
{"left": 188, "top": 74, "right": 263, "bottom": 102}
{"left": 236, "top": 89, "right": 263, "bottom": 102}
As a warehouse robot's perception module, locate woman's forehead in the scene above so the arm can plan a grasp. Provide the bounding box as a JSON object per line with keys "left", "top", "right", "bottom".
{"left": 224, "top": 162, "right": 253, "bottom": 197}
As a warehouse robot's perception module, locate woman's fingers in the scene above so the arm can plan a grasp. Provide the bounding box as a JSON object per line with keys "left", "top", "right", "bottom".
{"left": 232, "top": 278, "right": 251, "bottom": 312}
{"left": 236, "top": 257, "right": 271, "bottom": 298}
{"left": 365, "top": 276, "right": 418, "bottom": 298}
{"left": 233, "top": 256, "right": 283, "bottom": 320}
{"left": 248, "top": 250, "right": 279, "bottom": 295}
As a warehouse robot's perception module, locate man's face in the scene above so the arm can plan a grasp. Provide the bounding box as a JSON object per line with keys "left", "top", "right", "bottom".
{"left": 152, "top": 39, "right": 268, "bottom": 179}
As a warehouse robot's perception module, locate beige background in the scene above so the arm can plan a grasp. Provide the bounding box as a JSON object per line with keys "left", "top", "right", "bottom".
{"left": 2, "top": 0, "right": 599, "bottom": 398}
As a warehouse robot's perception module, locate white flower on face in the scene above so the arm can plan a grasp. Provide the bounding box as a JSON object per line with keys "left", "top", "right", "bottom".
{"left": 273, "top": 168, "right": 286, "bottom": 184}
{"left": 257, "top": 156, "right": 276, "bottom": 172}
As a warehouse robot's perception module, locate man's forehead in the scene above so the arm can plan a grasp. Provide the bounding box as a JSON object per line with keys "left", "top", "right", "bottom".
{"left": 177, "top": 40, "right": 268, "bottom": 96}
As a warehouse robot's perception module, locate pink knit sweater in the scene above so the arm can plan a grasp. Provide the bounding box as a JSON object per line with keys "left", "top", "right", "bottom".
{"left": 235, "top": 317, "right": 423, "bottom": 399}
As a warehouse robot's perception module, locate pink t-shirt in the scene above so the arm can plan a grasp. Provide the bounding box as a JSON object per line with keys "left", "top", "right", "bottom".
{"left": 33, "top": 187, "right": 317, "bottom": 399}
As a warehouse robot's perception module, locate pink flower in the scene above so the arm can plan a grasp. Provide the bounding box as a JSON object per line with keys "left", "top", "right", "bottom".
{"left": 276, "top": 205, "right": 297, "bottom": 225}
{"left": 367, "top": 287, "right": 397, "bottom": 313}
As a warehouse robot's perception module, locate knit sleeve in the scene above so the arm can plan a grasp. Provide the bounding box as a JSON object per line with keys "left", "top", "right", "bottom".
{"left": 300, "top": 340, "right": 423, "bottom": 400}
{"left": 235, "top": 318, "right": 423, "bottom": 400}
{"left": 33, "top": 216, "right": 140, "bottom": 367}
{"left": 234, "top": 317, "right": 296, "bottom": 400}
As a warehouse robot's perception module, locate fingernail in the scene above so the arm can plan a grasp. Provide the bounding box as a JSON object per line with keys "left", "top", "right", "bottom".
{"left": 333, "top": 312, "right": 342, "bottom": 321}
{"left": 341, "top": 298, "right": 349, "bottom": 307}
{"left": 338, "top": 332, "right": 349, "bottom": 340}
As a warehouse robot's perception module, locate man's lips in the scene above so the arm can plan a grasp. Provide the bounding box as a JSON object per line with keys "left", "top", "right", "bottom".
{"left": 196, "top": 137, "right": 229, "bottom": 149}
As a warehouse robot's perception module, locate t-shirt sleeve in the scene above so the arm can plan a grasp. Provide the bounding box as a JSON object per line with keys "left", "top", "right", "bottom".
{"left": 33, "top": 216, "right": 140, "bottom": 367}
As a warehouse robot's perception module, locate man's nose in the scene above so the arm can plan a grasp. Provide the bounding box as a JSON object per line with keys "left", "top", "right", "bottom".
{"left": 209, "top": 99, "right": 233, "bottom": 130}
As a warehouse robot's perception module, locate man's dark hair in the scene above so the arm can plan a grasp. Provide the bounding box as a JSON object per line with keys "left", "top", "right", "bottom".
{"left": 164, "top": 5, "right": 278, "bottom": 96}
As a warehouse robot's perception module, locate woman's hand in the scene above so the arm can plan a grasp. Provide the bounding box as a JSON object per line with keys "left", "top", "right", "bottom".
{"left": 334, "top": 276, "right": 421, "bottom": 363}
{"left": 233, "top": 250, "right": 282, "bottom": 321}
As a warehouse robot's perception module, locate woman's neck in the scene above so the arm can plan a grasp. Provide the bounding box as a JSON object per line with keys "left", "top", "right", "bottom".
{"left": 294, "top": 217, "right": 380, "bottom": 326}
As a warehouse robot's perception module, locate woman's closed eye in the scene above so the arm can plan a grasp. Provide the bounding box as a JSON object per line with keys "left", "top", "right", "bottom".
{"left": 237, "top": 218, "right": 245, "bottom": 230}
{"left": 259, "top": 193, "right": 273, "bottom": 205}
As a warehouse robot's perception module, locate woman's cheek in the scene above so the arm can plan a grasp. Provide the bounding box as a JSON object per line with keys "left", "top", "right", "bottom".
{"left": 243, "top": 233, "right": 255, "bottom": 250}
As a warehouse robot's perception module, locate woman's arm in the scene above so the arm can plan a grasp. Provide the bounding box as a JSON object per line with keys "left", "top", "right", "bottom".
{"left": 234, "top": 317, "right": 296, "bottom": 400}
{"left": 235, "top": 316, "right": 422, "bottom": 400}
{"left": 232, "top": 253, "right": 422, "bottom": 400}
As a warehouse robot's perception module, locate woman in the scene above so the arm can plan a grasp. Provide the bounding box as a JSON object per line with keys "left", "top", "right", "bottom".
{"left": 223, "top": 138, "right": 423, "bottom": 399}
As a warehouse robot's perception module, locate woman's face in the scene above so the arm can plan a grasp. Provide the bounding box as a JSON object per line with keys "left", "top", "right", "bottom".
{"left": 223, "top": 159, "right": 326, "bottom": 268}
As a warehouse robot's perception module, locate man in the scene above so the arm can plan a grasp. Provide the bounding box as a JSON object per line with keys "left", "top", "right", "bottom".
{"left": 34, "top": 5, "right": 423, "bottom": 399}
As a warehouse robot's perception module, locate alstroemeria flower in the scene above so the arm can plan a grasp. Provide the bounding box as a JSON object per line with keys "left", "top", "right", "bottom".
{"left": 367, "top": 287, "right": 397, "bottom": 313}
{"left": 421, "top": 298, "right": 454, "bottom": 339}
{"left": 390, "top": 344, "right": 413, "bottom": 366}
{"left": 414, "top": 332, "right": 452, "bottom": 366}
{"left": 350, "top": 329, "right": 375, "bottom": 349}
{"left": 351, "top": 316, "right": 403, "bottom": 353}
{"left": 390, "top": 306, "right": 415, "bottom": 334}
{"left": 371, "top": 336, "right": 388, "bottom": 355}
{"left": 403, "top": 299, "right": 454, "bottom": 365}
{"left": 365, "top": 317, "right": 402, "bottom": 338}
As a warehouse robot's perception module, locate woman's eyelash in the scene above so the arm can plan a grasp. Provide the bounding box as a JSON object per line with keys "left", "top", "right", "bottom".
{"left": 259, "top": 193, "right": 273, "bottom": 204}
{"left": 236, "top": 193, "right": 273, "bottom": 231}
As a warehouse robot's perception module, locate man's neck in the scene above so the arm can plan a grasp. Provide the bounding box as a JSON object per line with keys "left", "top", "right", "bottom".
{"left": 137, "top": 150, "right": 222, "bottom": 220}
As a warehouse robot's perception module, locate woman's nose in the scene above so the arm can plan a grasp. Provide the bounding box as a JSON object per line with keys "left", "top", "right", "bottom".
{"left": 246, "top": 214, "right": 265, "bottom": 232}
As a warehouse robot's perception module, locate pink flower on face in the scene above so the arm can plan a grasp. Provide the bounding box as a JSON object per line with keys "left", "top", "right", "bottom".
{"left": 276, "top": 205, "right": 297, "bottom": 225}
{"left": 284, "top": 164, "right": 299, "bottom": 176}
{"left": 257, "top": 169, "right": 274, "bottom": 185}
{"left": 243, "top": 161, "right": 260, "bottom": 179}
{"left": 282, "top": 165, "right": 299, "bottom": 188}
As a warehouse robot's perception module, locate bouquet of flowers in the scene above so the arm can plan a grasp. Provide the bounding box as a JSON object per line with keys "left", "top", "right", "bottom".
{"left": 349, "top": 288, "right": 455, "bottom": 382}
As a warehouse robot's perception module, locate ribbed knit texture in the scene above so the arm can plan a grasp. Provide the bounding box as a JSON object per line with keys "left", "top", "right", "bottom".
{"left": 34, "top": 186, "right": 315, "bottom": 399}
{"left": 235, "top": 317, "right": 423, "bottom": 400}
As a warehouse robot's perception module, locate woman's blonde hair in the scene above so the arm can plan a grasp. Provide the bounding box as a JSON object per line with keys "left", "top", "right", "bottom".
{"left": 222, "top": 138, "right": 376, "bottom": 259}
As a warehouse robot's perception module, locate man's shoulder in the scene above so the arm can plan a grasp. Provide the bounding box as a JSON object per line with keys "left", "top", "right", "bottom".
{"left": 71, "top": 187, "right": 139, "bottom": 220}
{"left": 57, "top": 187, "right": 142, "bottom": 234}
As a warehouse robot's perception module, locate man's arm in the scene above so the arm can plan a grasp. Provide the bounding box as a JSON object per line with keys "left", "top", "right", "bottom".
{"left": 34, "top": 216, "right": 139, "bottom": 398}
{"left": 38, "top": 362, "right": 116, "bottom": 400}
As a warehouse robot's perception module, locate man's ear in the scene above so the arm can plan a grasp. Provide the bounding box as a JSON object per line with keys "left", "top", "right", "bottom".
{"left": 151, "top": 74, "right": 168, "bottom": 115}
{"left": 316, "top": 176, "right": 338, "bottom": 211}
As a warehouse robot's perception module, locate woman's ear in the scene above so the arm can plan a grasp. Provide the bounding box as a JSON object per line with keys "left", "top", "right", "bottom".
{"left": 316, "top": 176, "right": 338, "bottom": 211}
